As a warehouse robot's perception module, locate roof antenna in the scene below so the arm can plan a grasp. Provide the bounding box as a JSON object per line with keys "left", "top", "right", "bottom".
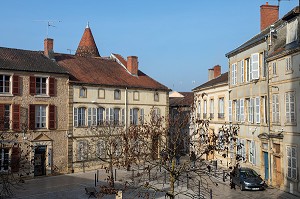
{"left": 34, "top": 20, "right": 62, "bottom": 38}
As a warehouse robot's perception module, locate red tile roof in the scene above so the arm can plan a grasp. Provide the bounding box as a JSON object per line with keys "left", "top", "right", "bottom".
{"left": 54, "top": 53, "right": 169, "bottom": 91}
{"left": 75, "top": 26, "right": 100, "bottom": 57}
{"left": 169, "top": 92, "right": 194, "bottom": 107}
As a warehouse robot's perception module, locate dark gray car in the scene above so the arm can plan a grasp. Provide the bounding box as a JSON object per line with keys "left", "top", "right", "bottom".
{"left": 231, "top": 167, "right": 266, "bottom": 191}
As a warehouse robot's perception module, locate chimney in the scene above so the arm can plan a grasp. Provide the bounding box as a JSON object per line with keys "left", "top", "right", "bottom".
{"left": 208, "top": 69, "right": 214, "bottom": 81}
{"left": 213, "top": 65, "right": 221, "bottom": 78}
{"left": 260, "top": 2, "right": 279, "bottom": 31}
{"left": 127, "top": 56, "right": 138, "bottom": 75}
{"left": 44, "top": 38, "right": 54, "bottom": 59}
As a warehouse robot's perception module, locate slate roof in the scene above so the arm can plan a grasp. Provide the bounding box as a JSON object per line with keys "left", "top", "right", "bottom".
{"left": 192, "top": 72, "right": 228, "bottom": 91}
{"left": 54, "top": 53, "right": 169, "bottom": 91}
{"left": 226, "top": 6, "right": 299, "bottom": 58}
{"left": 0, "top": 47, "right": 68, "bottom": 74}
{"left": 169, "top": 92, "right": 194, "bottom": 107}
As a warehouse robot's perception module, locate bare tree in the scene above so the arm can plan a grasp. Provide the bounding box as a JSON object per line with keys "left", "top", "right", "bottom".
{"left": 123, "top": 107, "right": 240, "bottom": 199}
{"left": 0, "top": 118, "right": 31, "bottom": 198}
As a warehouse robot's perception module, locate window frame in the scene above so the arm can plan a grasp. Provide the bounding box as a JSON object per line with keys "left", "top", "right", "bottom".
{"left": 285, "top": 91, "right": 296, "bottom": 124}
{"left": 114, "top": 89, "right": 121, "bottom": 100}
{"left": 35, "top": 105, "right": 47, "bottom": 129}
{"left": 287, "top": 146, "right": 297, "bottom": 180}
{"left": 0, "top": 74, "right": 11, "bottom": 94}
{"left": 79, "top": 87, "right": 87, "bottom": 98}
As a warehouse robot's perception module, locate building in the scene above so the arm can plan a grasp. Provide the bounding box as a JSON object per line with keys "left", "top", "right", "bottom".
{"left": 0, "top": 45, "right": 70, "bottom": 176}
{"left": 54, "top": 24, "right": 169, "bottom": 172}
{"left": 169, "top": 91, "right": 194, "bottom": 155}
{"left": 265, "top": 6, "right": 300, "bottom": 195}
{"left": 192, "top": 65, "right": 229, "bottom": 164}
{"left": 226, "top": 3, "right": 300, "bottom": 196}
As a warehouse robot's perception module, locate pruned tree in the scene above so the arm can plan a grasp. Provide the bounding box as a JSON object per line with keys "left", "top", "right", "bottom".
{"left": 123, "top": 106, "right": 240, "bottom": 199}
{"left": 0, "top": 117, "right": 32, "bottom": 198}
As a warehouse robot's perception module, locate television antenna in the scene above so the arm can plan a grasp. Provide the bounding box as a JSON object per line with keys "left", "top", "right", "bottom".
{"left": 269, "top": 0, "right": 290, "bottom": 7}
{"left": 33, "top": 20, "right": 62, "bottom": 38}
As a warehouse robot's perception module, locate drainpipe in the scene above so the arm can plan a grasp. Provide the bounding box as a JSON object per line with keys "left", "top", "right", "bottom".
{"left": 125, "top": 87, "right": 128, "bottom": 128}
{"left": 265, "top": 34, "right": 272, "bottom": 185}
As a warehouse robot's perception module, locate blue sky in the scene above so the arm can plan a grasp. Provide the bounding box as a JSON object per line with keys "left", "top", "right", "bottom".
{"left": 0, "top": 0, "right": 298, "bottom": 91}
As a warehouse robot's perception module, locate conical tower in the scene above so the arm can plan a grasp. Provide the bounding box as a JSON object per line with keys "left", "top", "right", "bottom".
{"left": 75, "top": 23, "right": 100, "bottom": 57}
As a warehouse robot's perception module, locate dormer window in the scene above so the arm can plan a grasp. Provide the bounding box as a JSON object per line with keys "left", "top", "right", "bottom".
{"left": 114, "top": 89, "right": 121, "bottom": 100}
{"left": 154, "top": 92, "right": 159, "bottom": 102}
{"left": 79, "top": 87, "right": 87, "bottom": 98}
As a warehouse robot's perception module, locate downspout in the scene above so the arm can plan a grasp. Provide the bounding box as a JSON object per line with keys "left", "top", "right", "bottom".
{"left": 265, "top": 34, "right": 272, "bottom": 185}
{"left": 125, "top": 87, "right": 128, "bottom": 128}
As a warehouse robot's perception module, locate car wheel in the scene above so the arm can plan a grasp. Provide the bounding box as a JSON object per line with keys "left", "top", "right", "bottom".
{"left": 240, "top": 183, "right": 245, "bottom": 191}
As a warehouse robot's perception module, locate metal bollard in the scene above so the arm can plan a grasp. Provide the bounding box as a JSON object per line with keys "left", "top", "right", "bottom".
{"left": 115, "top": 169, "right": 117, "bottom": 181}
{"left": 94, "top": 173, "right": 97, "bottom": 187}
{"left": 97, "top": 170, "right": 99, "bottom": 182}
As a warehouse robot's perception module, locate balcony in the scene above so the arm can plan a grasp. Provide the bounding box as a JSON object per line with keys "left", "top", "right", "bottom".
{"left": 218, "top": 113, "right": 224, "bottom": 119}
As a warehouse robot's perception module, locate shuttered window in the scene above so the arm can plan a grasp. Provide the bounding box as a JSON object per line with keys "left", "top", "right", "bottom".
{"left": 228, "top": 100, "right": 232, "bottom": 122}
{"left": 97, "top": 107, "right": 105, "bottom": 125}
{"left": 0, "top": 104, "right": 10, "bottom": 130}
{"left": 272, "top": 94, "right": 280, "bottom": 123}
{"left": 240, "top": 99, "right": 244, "bottom": 122}
{"left": 287, "top": 146, "right": 297, "bottom": 180}
{"left": 285, "top": 92, "right": 295, "bottom": 123}
{"left": 231, "top": 63, "right": 237, "bottom": 85}
{"left": 12, "top": 75, "right": 20, "bottom": 95}
{"left": 255, "top": 97, "right": 260, "bottom": 124}
{"left": 48, "top": 105, "right": 56, "bottom": 130}
{"left": 140, "top": 108, "right": 144, "bottom": 124}
{"left": 240, "top": 60, "right": 244, "bottom": 83}
{"left": 30, "top": 76, "right": 56, "bottom": 96}
{"left": 74, "top": 107, "right": 86, "bottom": 127}
{"left": 88, "top": 108, "right": 97, "bottom": 126}
{"left": 251, "top": 53, "right": 259, "bottom": 80}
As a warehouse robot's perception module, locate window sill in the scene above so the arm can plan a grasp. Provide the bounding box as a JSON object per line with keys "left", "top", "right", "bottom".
{"left": 284, "top": 122, "right": 297, "bottom": 126}
{"left": 285, "top": 70, "right": 293, "bottom": 75}
{"left": 35, "top": 95, "right": 50, "bottom": 98}
{"left": 0, "top": 93, "right": 14, "bottom": 97}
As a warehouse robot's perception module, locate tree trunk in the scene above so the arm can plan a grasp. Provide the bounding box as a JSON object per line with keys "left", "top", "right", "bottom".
{"left": 109, "top": 156, "right": 114, "bottom": 188}
{"left": 169, "top": 158, "right": 175, "bottom": 199}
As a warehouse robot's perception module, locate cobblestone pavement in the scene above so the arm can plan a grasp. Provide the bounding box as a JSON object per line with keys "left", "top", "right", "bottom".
{"left": 10, "top": 168, "right": 299, "bottom": 199}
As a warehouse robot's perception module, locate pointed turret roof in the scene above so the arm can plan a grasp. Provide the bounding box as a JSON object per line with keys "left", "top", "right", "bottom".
{"left": 75, "top": 23, "right": 100, "bottom": 57}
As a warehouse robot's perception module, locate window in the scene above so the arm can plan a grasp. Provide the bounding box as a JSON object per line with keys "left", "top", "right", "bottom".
{"left": 74, "top": 107, "right": 86, "bottom": 127}
{"left": 97, "top": 107, "right": 105, "bottom": 125}
{"left": 272, "top": 62, "right": 277, "bottom": 75}
{"left": 286, "top": 19, "right": 298, "bottom": 44}
{"left": 105, "top": 108, "right": 114, "bottom": 124}
{"left": 286, "top": 57, "right": 292, "bottom": 71}
{"left": 229, "top": 100, "right": 232, "bottom": 122}
{"left": 98, "top": 89, "right": 105, "bottom": 99}
{"left": 0, "top": 75, "right": 10, "bottom": 94}
{"left": 152, "top": 108, "right": 161, "bottom": 122}
{"left": 251, "top": 53, "right": 259, "bottom": 80}
{"left": 245, "top": 58, "right": 250, "bottom": 82}
{"left": 113, "top": 108, "right": 120, "bottom": 125}
{"left": 234, "top": 100, "right": 240, "bottom": 122}
{"left": 237, "top": 139, "right": 246, "bottom": 161}
{"left": 248, "top": 98, "right": 254, "bottom": 123}
{"left": 36, "top": 77, "right": 47, "bottom": 95}
{"left": 285, "top": 91, "right": 295, "bottom": 123}
{"left": 248, "top": 140, "right": 256, "bottom": 165}
{"left": 203, "top": 100, "right": 207, "bottom": 119}
{"left": 218, "top": 98, "right": 224, "bottom": 118}
{"left": 88, "top": 108, "right": 97, "bottom": 126}
{"left": 239, "top": 60, "right": 244, "bottom": 83}
{"left": 154, "top": 92, "right": 159, "bottom": 102}
{"left": 96, "top": 140, "right": 106, "bottom": 159}
{"left": 114, "top": 89, "right": 121, "bottom": 100}
{"left": 231, "top": 63, "right": 237, "bottom": 85}
{"left": 287, "top": 146, "right": 297, "bottom": 180}
{"left": 262, "top": 96, "right": 267, "bottom": 124}
{"left": 210, "top": 99, "right": 214, "bottom": 119}
{"left": 217, "top": 130, "right": 224, "bottom": 150}
{"left": 130, "top": 108, "right": 139, "bottom": 125}
{"left": 30, "top": 76, "right": 54, "bottom": 96}
{"left": 197, "top": 101, "right": 201, "bottom": 118}
{"left": 35, "top": 105, "right": 46, "bottom": 129}
{"left": 272, "top": 94, "right": 280, "bottom": 123}
{"left": 240, "top": 99, "right": 244, "bottom": 122}
{"left": 77, "top": 140, "right": 88, "bottom": 161}
{"left": 133, "top": 91, "right": 139, "bottom": 101}
{"left": 0, "top": 104, "right": 10, "bottom": 130}
{"left": 0, "top": 148, "right": 9, "bottom": 171}
{"left": 255, "top": 97, "right": 260, "bottom": 124}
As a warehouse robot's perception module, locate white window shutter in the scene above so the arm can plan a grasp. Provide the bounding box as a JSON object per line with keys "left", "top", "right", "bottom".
{"left": 255, "top": 97, "right": 260, "bottom": 123}
{"left": 74, "top": 107, "right": 78, "bottom": 127}
{"left": 140, "top": 108, "right": 144, "bottom": 124}
{"left": 88, "top": 108, "right": 92, "bottom": 126}
{"left": 251, "top": 53, "right": 260, "bottom": 80}
{"left": 106, "top": 108, "right": 109, "bottom": 123}
{"left": 250, "top": 98, "right": 254, "bottom": 123}
{"left": 229, "top": 100, "right": 232, "bottom": 122}
{"left": 121, "top": 109, "right": 125, "bottom": 125}
{"left": 241, "top": 60, "right": 244, "bottom": 83}
{"left": 130, "top": 108, "right": 133, "bottom": 124}
{"left": 240, "top": 99, "right": 244, "bottom": 122}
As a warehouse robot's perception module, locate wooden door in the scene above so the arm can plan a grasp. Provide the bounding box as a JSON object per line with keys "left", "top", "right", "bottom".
{"left": 274, "top": 156, "right": 283, "bottom": 187}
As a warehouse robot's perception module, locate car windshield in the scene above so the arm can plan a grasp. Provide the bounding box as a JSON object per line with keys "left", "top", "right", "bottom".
{"left": 240, "top": 169, "right": 259, "bottom": 178}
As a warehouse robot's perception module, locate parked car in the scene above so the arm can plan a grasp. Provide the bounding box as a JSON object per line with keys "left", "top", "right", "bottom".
{"left": 231, "top": 167, "right": 266, "bottom": 191}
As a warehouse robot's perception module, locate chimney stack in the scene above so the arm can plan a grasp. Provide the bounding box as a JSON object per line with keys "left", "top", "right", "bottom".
{"left": 260, "top": 2, "right": 279, "bottom": 31}
{"left": 44, "top": 38, "right": 54, "bottom": 59}
{"left": 208, "top": 65, "right": 221, "bottom": 81}
{"left": 127, "top": 56, "right": 138, "bottom": 76}
{"left": 213, "top": 65, "right": 221, "bottom": 78}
